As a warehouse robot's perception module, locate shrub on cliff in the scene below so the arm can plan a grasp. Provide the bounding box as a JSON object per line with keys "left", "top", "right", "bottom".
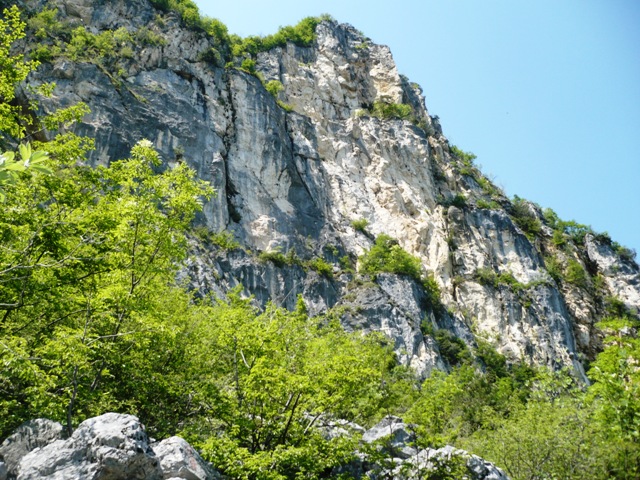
{"left": 359, "top": 234, "right": 422, "bottom": 281}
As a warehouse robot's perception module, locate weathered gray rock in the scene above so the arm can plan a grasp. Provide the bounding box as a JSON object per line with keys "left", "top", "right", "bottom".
{"left": 362, "top": 416, "right": 417, "bottom": 460}
{"left": 586, "top": 234, "right": 640, "bottom": 313}
{"left": 314, "top": 418, "right": 366, "bottom": 441}
{"left": 16, "top": 413, "right": 162, "bottom": 480}
{"left": 355, "top": 417, "right": 507, "bottom": 479}
{"left": 0, "top": 419, "right": 64, "bottom": 479}
{"left": 0, "top": 461, "right": 8, "bottom": 480}
{"left": 153, "top": 436, "right": 219, "bottom": 480}
{"left": 397, "top": 445, "right": 508, "bottom": 480}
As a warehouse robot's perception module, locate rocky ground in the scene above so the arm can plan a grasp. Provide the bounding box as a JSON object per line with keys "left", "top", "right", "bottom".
{"left": 0, "top": 413, "right": 507, "bottom": 480}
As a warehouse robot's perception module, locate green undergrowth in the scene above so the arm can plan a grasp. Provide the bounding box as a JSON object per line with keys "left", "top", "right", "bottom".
{"left": 230, "top": 15, "right": 332, "bottom": 57}
{"left": 448, "top": 145, "right": 504, "bottom": 204}
{"left": 439, "top": 193, "right": 468, "bottom": 209}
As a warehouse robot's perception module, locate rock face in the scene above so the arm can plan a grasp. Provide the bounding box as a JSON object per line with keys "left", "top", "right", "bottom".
{"left": 20, "top": 0, "right": 640, "bottom": 377}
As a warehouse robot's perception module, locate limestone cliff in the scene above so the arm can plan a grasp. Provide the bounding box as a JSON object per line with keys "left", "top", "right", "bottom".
{"left": 17, "top": 0, "right": 640, "bottom": 379}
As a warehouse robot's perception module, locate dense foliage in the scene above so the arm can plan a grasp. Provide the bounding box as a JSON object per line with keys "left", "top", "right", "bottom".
{"left": 2, "top": 6, "right": 639, "bottom": 479}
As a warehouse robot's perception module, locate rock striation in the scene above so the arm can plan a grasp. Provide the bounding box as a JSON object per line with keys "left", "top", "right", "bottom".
{"left": 18, "top": 0, "right": 640, "bottom": 378}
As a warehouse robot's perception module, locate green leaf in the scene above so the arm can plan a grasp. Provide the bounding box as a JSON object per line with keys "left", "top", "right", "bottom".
{"left": 0, "top": 151, "right": 15, "bottom": 164}
{"left": 30, "top": 151, "right": 49, "bottom": 163}
{"left": 18, "top": 143, "right": 31, "bottom": 162}
{"left": 29, "top": 164, "right": 53, "bottom": 174}
{"left": 3, "top": 161, "right": 26, "bottom": 172}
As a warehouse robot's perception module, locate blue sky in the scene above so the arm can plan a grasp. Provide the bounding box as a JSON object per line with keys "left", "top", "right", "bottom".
{"left": 195, "top": 0, "right": 640, "bottom": 256}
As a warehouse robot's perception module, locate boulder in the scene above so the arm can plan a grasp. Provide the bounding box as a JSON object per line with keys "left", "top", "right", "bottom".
{"left": 0, "top": 419, "right": 64, "bottom": 479}
{"left": 398, "top": 445, "right": 508, "bottom": 480}
{"left": 16, "top": 413, "right": 162, "bottom": 480}
{"left": 153, "top": 436, "right": 219, "bottom": 480}
{"left": 362, "top": 415, "right": 417, "bottom": 459}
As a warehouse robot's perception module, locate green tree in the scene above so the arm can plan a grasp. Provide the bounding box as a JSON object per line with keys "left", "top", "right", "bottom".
{"left": 468, "top": 397, "right": 606, "bottom": 480}
{"left": 588, "top": 317, "right": 640, "bottom": 479}
{"left": 180, "top": 294, "right": 408, "bottom": 477}
{"left": 0, "top": 6, "right": 38, "bottom": 141}
{"left": 0, "top": 138, "right": 213, "bottom": 436}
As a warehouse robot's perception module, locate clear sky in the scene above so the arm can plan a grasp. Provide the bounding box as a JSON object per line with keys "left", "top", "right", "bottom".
{"left": 194, "top": 0, "right": 640, "bottom": 256}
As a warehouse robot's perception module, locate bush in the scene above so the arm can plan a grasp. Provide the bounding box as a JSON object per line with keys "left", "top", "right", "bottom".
{"left": 497, "top": 271, "right": 525, "bottom": 292}
{"left": 475, "top": 339, "right": 508, "bottom": 378}
{"left": 423, "top": 274, "right": 443, "bottom": 313}
{"left": 370, "top": 101, "right": 413, "bottom": 121}
{"left": 542, "top": 207, "right": 560, "bottom": 229}
{"left": 307, "top": 257, "right": 333, "bottom": 278}
{"left": 604, "top": 296, "right": 629, "bottom": 318}
{"left": 545, "top": 255, "right": 563, "bottom": 283}
{"left": 258, "top": 249, "right": 288, "bottom": 267}
{"left": 449, "top": 145, "right": 477, "bottom": 166}
{"left": 27, "top": 7, "right": 66, "bottom": 40}
{"left": 612, "top": 242, "right": 637, "bottom": 262}
{"left": 29, "top": 45, "right": 55, "bottom": 63}
{"left": 230, "top": 16, "right": 330, "bottom": 58}
{"left": 198, "top": 47, "right": 223, "bottom": 66}
{"left": 265, "top": 80, "right": 283, "bottom": 98}
{"left": 561, "top": 220, "right": 593, "bottom": 245}
{"left": 434, "top": 329, "right": 472, "bottom": 367}
{"left": 510, "top": 196, "right": 541, "bottom": 238}
{"left": 258, "top": 248, "right": 303, "bottom": 268}
{"left": 552, "top": 229, "right": 566, "bottom": 247}
{"left": 475, "top": 268, "right": 498, "bottom": 288}
{"left": 475, "top": 268, "right": 525, "bottom": 291}
{"left": 135, "top": 27, "right": 166, "bottom": 46}
{"left": 477, "top": 199, "right": 500, "bottom": 210}
{"left": 65, "top": 26, "right": 135, "bottom": 63}
{"left": 209, "top": 231, "right": 240, "bottom": 250}
{"left": 351, "top": 218, "right": 369, "bottom": 232}
{"left": 239, "top": 58, "right": 256, "bottom": 75}
{"left": 565, "top": 259, "right": 589, "bottom": 289}
{"left": 420, "top": 318, "right": 435, "bottom": 337}
{"left": 476, "top": 176, "right": 502, "bottom": 198}
{"left": 440, "top": 194, "right": 467, "bottom": 209}
{"left": 359, "top": 234, "right": 422, "bottom": 281}
{"left": 450, "top": 194, "right": 467, "bottom": 209}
